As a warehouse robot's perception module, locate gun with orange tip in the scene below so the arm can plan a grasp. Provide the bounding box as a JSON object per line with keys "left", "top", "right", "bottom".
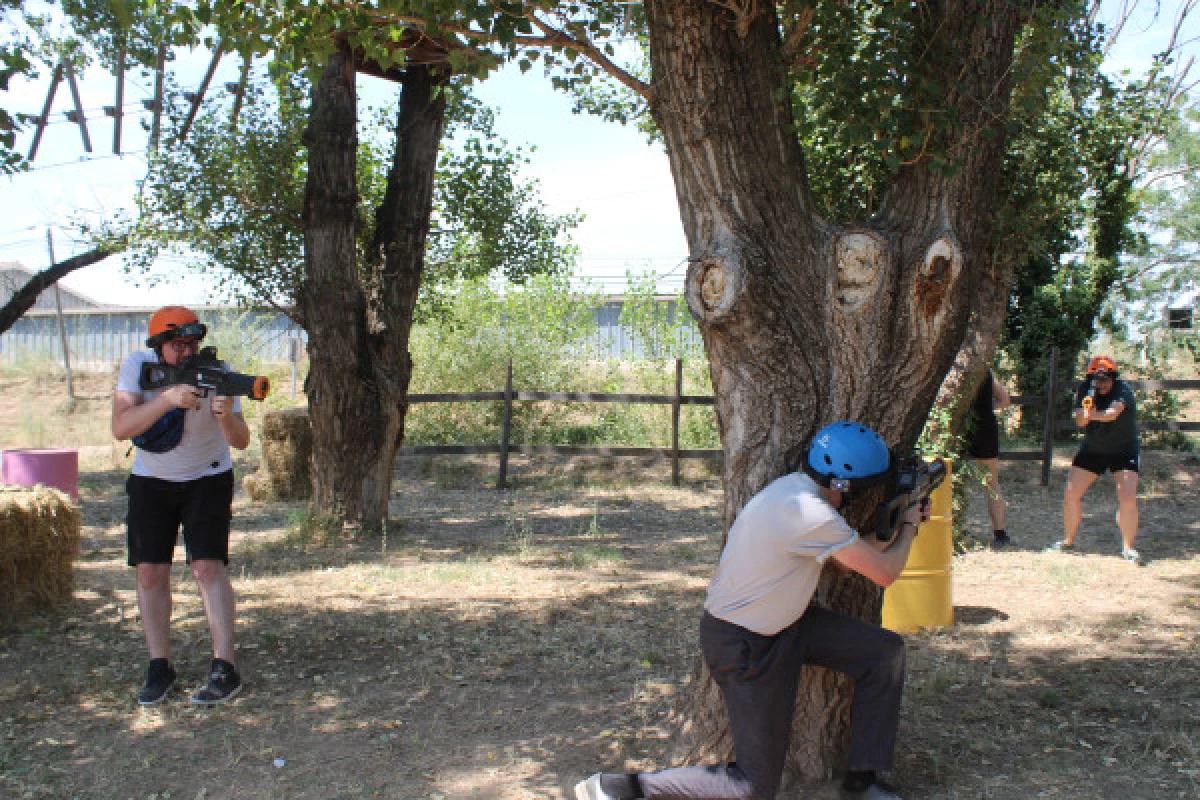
{"left": 139, "top": 346, "right": 270, "bottom": 401}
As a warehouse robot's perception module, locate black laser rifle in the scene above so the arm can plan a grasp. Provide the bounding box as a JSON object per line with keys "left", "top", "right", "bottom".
{"left": 874, "top": 454, "right": 947, "bottom": 541}
{"left": 139, "top": 346, "right": 270, "bottom": 401}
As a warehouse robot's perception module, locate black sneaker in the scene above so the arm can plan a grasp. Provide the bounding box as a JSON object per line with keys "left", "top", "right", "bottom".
{"left": 190, "top": 658, "right": 242, "bottom": 705}
{"left": 992, "top": 531, "right": 1013, "bottom": 549}
{"left": 137, "top": 658, "right": 176, "bottom": 706}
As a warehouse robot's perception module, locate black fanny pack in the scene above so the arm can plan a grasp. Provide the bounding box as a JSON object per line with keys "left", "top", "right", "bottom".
{"left": 132, "top": 407, "right": 186, "bottom": 453}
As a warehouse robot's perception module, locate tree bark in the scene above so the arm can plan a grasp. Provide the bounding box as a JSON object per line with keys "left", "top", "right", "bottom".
{"left": 0, "top": 248, "right": 113, "bottom": 335}
{"left": 300, "top": 43, "right": 447, "bottom": 531}
{"left": 301, "top": 43, "right": 377, "bottom": 526}
{"left": 367, "top": 64, "right": 448, "bottom": 487}
{"left": 643, "top": 0, "right": 1027, "bottom": 784}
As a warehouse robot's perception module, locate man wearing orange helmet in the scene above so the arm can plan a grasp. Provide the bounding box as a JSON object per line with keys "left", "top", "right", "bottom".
{"left": 1049, "top": 355, "right": 1142, "bottom": 565}
{"left": 111, "top": 306, "right": 251, "bottom": 705}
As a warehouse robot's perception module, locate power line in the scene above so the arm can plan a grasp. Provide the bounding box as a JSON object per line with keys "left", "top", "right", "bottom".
{"left": 19, "top": 149, "right": 148, "bottom": 173}
{"left": 0, "top": 236, "right": 43, "bottom": 250}
{"left": 0, "top": 223, "right": 41, "bottom": 238}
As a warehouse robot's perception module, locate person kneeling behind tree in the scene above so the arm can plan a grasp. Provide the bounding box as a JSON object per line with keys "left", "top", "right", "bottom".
{"left": 575, "top": 422, "right": 929, "bottom": 800}
{"left": 111, "top": 306, "right": 251, "bottom": 706}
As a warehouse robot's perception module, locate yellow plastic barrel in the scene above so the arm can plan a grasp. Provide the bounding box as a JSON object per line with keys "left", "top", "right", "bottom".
{"left": 881, "top": 459, "right": 953, "bottom": 633}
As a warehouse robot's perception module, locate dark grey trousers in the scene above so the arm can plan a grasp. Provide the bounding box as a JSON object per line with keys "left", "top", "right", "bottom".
{"left": 612, "top": 608, "right": 906, "bottom": 800}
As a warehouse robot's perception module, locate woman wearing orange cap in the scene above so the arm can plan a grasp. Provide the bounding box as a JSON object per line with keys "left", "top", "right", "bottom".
{"left": 1050, "top": 355, "right": 1142, "bottom": 564}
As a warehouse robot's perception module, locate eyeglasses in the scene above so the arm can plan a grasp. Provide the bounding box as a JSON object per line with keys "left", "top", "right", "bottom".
{"left": 164, "top": 338, "right": 199, "bottom": 353}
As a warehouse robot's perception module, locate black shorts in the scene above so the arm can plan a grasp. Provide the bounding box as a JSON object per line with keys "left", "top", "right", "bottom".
{"left": 966, "top": 416, "right": 1000, "bottom": 460}
{"left": 1072, "top": 448, "right": 1139, "bottom": 476}
{"left": 126, "top": 470, "right": 235, "bottom": 566}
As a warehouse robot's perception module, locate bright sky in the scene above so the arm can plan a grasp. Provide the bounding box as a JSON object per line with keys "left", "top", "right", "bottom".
{"left": 0, "top": 1, "right": 1194, "bottom": 307}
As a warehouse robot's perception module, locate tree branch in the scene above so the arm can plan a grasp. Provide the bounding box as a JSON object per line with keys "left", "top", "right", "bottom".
{"left": 521, "top": 7, "right": 653, "bottom": 101}
{"left": 0, "top": 247, "right": 114, "bottom": 336}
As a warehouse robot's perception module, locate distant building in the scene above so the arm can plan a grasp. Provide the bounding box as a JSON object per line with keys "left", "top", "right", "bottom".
{"left": 0, "top": 261, "right": 105, "bottom": 311}
{"left": 1166, "top": 290, "right": 1196, "bottom": 331}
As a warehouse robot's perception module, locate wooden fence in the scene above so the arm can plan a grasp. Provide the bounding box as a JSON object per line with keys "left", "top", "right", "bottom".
{"left": 404, "top": 360, "right": 719, "bottom": 488}
{"left": 402, "top": 351, "right": 1199, "bottom": 488}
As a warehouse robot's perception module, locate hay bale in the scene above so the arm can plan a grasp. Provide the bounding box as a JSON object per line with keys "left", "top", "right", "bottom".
{"left": 245, "top": 407, "right": 312, "bottom": 502}
{"left": 0, "top": 484, "right": 81, "bottom": 628}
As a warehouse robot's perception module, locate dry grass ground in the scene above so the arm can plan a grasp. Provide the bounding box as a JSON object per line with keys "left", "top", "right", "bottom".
{"left": 1, "top": 369, "right": 1198, "bottom": 799}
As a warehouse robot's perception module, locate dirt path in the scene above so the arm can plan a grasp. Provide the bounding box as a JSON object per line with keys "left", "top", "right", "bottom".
{"left": 1, "top": 451, "right": 1198, "bottom": 799}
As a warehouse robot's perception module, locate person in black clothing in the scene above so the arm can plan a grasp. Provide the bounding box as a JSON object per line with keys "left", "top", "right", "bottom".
{"left": 964, "top": 369, "right": 1012, "bottom": 548}
{"left": 1050, "top": 355, "right": 1143, "bottom": 565}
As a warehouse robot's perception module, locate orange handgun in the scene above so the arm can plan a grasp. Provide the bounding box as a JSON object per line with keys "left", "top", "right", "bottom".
{"left": 1081, "top": 388, "right": 1094, "bottom": 413}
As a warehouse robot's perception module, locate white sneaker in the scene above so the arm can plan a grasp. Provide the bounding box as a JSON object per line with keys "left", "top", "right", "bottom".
{"left": 574, "top": 774, "right": 614, "bottom": 800}
{"left": 1122, "top": 547, "right": 1143, "bottom": 566}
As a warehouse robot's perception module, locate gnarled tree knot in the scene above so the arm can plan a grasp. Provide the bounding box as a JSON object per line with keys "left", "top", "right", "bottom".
{"left": 686, "top": 256, "right": 743, "bottom": 324}
{"left": 915, "top": 236, "right": 963, "bottom": 319}
{"left": 834, "top": 231, "right": 890, "bottom": 312}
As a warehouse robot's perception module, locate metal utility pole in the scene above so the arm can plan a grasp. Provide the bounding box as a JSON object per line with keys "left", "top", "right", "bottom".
{"left": 46, "top": 229, "right": 75, "bottom": 400}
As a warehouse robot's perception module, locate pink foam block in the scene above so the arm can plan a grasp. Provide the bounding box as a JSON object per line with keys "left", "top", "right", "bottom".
{"left": 2, "top": 448, "right": 80, "bottom": 499}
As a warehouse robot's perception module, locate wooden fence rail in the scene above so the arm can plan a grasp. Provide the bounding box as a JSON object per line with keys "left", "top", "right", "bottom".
{"left": 405, "top": 360, "right": 720, "bottom": 487}
{"left": 400, "top": 352, "right": 1199, "bottom": 488}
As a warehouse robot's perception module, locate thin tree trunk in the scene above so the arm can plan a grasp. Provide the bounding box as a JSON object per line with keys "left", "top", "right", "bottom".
{"left": 369, "top": 64, "right": 448, "bottom": 483}
{"left": 934, "top": 257, "right": 1014, "bottom": 440}
{"left": 644, "top": 0, "right": 1026, "bottom": 784}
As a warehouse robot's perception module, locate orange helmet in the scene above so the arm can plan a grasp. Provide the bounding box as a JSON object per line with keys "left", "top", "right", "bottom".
{"left": 146, "top": 306, "right": 207, "bottom": 348}
{"left": 1086, "top": 355, "right": 1118, "bottom": 377}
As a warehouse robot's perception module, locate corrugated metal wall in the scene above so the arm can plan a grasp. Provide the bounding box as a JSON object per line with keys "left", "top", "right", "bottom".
{"left": 0, "top": 302, "right": 703, "bottom": 367}
{"left": 0, "top": 308, "right": 305, "bottom": 368}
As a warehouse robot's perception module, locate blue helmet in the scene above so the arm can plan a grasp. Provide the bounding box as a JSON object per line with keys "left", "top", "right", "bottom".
{"left": 805, "top": 421, "right": 892, "bottom": 492}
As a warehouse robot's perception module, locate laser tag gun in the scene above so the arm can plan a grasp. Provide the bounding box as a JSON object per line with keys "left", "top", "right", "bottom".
{"left": 1081, "top": 384, "right": 1095, "bottom": 413}
{"left": 874, "top": 454, "right": 948, "bottom": 542}
{"left": 139, "top": 346, "right": 270, "bottom": 401}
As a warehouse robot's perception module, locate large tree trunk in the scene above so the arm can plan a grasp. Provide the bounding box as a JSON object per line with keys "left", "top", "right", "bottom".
{"left": 300, "top": 44, "right": 447, "bottom": 531}
{"left": 643, "top": 0, "right": 1026, "bottom": 784}
{"left": 301, "top": 43, "right": 385, "bottom": 528}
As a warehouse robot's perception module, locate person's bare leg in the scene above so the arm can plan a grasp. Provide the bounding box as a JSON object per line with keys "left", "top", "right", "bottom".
{"left": 191, "top": 560, "right": 236, "bottom": 664}
{"left": 980, "top": 458, "right": 1006, "bottom": 532}
{"left": 136, "top": 563, "right": 173, "bottom": 659}
{"left": 1114, "top": 470, "right": 1140, "bottom": 551}
{"left": 1061, "top": 467, "right": 1098, "bottom": 546}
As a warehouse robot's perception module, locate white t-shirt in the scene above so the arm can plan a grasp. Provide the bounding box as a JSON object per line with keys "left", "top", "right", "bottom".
{"left": 704, "top": 472, "right": 859, "bottom": 635}
{"left": 116, "top": 349, "right": 242, "bottom": 482}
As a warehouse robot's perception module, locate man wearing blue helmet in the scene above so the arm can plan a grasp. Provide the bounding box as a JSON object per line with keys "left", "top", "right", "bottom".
{"left": 575, "top": 422, "right": 926, "bottom": 800}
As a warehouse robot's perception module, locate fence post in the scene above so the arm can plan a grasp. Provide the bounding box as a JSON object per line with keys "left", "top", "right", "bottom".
{"left": 672, "top": 358, "right": 682, "bottom": 487}
{"left": 497, "top": 359, "right": 513, "bottom": 490}
{"left": 1040, "top": 347, "right": 1059, "bottom": 486}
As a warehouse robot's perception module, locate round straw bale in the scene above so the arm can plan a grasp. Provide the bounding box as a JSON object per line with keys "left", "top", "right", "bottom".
{"left": 0, "top": 484, "right": 81, "bottom": 628}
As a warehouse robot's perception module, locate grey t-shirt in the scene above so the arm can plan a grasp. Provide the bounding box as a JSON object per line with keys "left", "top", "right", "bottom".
{"left": 704, "top": 472, "right": 859, "bottom": 636}
{"left": 116, "top": 349, "right": 241, "bottom": 482}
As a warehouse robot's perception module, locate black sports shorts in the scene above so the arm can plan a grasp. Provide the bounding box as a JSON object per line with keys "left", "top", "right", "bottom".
{"left": 1072, "top": 448, "right": 1139, "bottom": 476}
{"left": 966, "top": 415, "right": 1000, "bottom": 460}
{"left": 126, "top": 470, "right": 235, "bottom": 566}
